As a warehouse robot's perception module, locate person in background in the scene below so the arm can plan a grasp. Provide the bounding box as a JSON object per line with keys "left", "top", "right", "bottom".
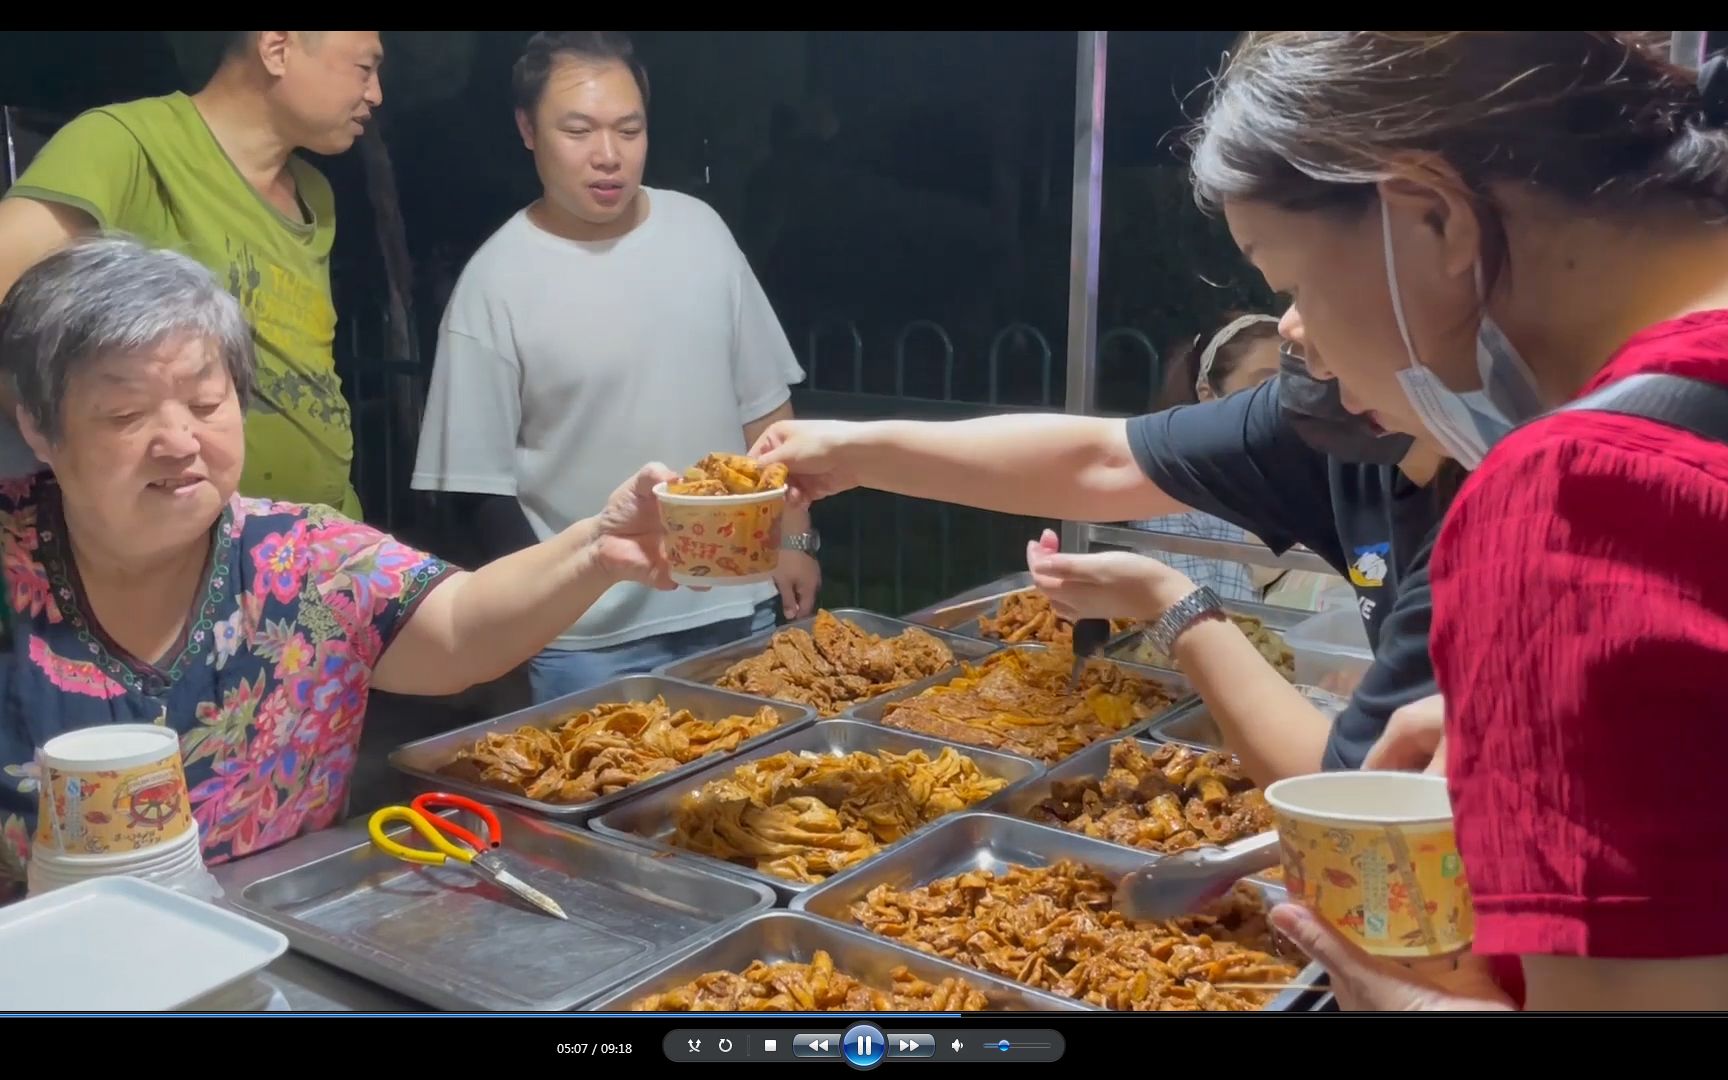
{"left": 411, "top": 32, "right": 817, "bottom": 705}
{"left": 749, "top": 305, "right": 1452, "bottom": 788}
{"left": 0, "top": 238, "right": 683, "bottom": 899}
{"left": 1152, "top": 311, "right": 1283, "bottom": 413}
{"left": 1133, "top": 311, "right": 1350, "bottom": 611}
{"left": 1192, "top": 29, "right": 1728, "bottom": 1010}
{"left": 0, "top": 31, "right": 380, "bottom": 516}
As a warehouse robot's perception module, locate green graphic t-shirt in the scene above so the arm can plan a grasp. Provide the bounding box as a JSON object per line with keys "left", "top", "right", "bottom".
{"left": 7, "top": 92, "right": 361, "bottom": 517}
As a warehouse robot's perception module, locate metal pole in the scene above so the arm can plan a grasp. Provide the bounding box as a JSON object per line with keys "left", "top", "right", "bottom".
{"left": 1672, "top": 31, "right": 1708, "bottom": 69}
{"left": 1060, "top": 30, "right": 1106, "bottom": 556}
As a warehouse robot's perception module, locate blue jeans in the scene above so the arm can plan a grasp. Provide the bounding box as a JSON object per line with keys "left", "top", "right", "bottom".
{"left": 528, "top": 600, "right": 779, "bottom": 705}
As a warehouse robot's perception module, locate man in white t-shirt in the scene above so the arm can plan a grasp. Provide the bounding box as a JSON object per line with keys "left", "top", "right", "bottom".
{"left": 411, "top": 31, "right": 820, "bottom": 704}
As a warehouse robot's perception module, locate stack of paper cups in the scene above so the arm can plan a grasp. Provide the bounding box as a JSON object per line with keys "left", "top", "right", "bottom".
{"left": 28, "top": 724, "right": 221, "bottom": 900}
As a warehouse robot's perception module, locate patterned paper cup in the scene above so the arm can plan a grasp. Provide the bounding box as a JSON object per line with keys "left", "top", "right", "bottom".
{"left": 654, "top": 481, "right": 786, "bottom": 587}
{"left": 34, "top": 724, "right": 192, "bottom": 857}
{"left": 1264, "top": 771, "right": 1474, "bottom": 959}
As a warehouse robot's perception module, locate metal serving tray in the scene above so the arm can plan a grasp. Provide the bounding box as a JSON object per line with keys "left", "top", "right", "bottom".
{"left": 989, "top": 734, "right": 1218, "bottom": 825}
{"left": 387, "top": 675, "right": 816, "bottom": 822}
{"left": 1144, "top": 703, "right": 1228, "bottom": 749}
{"left": 1106, "top": 599, "right": 1305, "bottom": 668}
{"left": 844, "top": 644, "right": 1197, "bottom": 758}
{"left": 650, "top": 608, "right": 998, "bottom": 705}
{"left": 222, "top": 805, "right": 777, "bottom": 1012}
{"left": 792, "top": 811, "right": 1324, "bottom": 1011}
{"left": 583, "top": 910, "right": 1088, "bottom": 1012}
{"left": 1143, "top": 683, "right": 1349, "bottom": 753}
{"left": 987, "top": 733, "right": 1282, "bottom": 887}
{"left": 898, "top": 580, "right": 1140, "bottom": 649}
{"left": 588, "top": 719, "right": 1044, "bottom": 901}
{"left": 900, "top": 573, "right": 1035, "bottom": 633}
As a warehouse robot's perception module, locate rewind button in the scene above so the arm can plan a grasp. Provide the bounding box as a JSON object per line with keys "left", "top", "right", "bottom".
{"left": 794, "top": 1034, "right": 840, "bottom": 1058}
{"left": 886, "top": 1033, "right": 935, "bottom": 1058}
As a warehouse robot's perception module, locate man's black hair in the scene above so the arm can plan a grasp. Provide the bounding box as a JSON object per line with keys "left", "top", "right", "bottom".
{"left": 513, "top": 32, "right": 650, "bottom": 117}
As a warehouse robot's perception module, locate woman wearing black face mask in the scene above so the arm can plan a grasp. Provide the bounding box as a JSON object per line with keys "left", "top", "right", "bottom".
{"left": 750, "top": 314, "right": 1459, "bottom": 787}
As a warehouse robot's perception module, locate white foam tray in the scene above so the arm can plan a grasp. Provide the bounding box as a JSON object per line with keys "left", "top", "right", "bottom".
{"left": 0, "top": 876, "right": 288, "bottom": 1011}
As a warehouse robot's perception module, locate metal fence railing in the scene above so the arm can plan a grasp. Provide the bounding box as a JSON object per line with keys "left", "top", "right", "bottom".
{"left": 343, "top": 309, "right": 1164, "bottom": 615}
{"left": 790, "top": 316, "right": 1163, "bottom": 614}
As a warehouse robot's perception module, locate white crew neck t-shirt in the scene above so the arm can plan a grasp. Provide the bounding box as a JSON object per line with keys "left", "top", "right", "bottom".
{"left": 411, "top": 188, "right": 805, "bottom": 650}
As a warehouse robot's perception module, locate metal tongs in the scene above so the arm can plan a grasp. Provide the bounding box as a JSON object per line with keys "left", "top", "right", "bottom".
{"left": 1112, "top": 832, "right": 1284, "bottom": 921}
{"left": 1068, "top": 618, "right": 1111, "bottom": 689}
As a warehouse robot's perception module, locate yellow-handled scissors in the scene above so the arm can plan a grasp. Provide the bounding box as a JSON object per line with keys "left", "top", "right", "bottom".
{"left": 368, "top": 792, "right": 568, "bottom": 920}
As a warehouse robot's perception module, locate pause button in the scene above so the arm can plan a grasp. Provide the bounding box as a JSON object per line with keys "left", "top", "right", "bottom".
{"left": 842, "top": 1023, "right": 885, "bottom": 1068}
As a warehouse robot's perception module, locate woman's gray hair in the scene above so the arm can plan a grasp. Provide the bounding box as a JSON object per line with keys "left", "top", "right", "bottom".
{"left": 0, "top": 235, "right": 255, "bottom": 442}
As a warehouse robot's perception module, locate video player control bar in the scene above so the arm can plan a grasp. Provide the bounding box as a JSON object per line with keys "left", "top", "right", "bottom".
{"left": 664, "top": 1028, "right": 1064, "bottom": 1065}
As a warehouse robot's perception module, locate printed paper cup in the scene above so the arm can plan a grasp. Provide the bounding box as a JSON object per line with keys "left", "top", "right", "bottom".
{"left": 1264, "top": 771, "right": 1474, "bottom": 959}
{"left": 34, "top": 724, "right": 192, "bottom": 857}
{"left": 654, "top": 481, "right": 786, "bottom": 587}
{"left": 32, "top": 823, "right": 199, "bottom": 873}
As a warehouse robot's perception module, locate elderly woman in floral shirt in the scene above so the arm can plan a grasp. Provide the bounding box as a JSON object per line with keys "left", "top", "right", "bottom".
{"left": 0, "top": 238, "right": 683, "bottom": 895}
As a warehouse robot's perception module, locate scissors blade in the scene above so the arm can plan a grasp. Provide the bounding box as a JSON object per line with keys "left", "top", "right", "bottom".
{"left": 485, "top": 864, "right": 569, "bottom": 920}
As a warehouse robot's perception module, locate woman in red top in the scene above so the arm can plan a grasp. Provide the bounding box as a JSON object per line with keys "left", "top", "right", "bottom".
{"left": 1191, "top": 31, "right": 1728, "bottom": 1010}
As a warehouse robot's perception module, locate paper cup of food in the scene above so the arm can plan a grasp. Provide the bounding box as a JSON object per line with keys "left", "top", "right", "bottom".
{"left": 33, "top": 724, "right": 193, "bottom": 858}
{"left": 655, "top": 453, "right": 788, "bottom": 587}
{"left": 1264, "top": 771, "right": 1473, "bottom": 958}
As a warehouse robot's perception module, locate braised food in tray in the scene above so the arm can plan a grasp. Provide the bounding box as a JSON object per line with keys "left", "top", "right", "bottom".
{"left": 878, "top": 648, "right": 1177, "bottom": 764}
{"left": 671, "top": 747, "right": 1009, "bottom": 884}
{"left": 1124, "top": 612, "right": 1295, "bottom": 679}
{"left": 665, "top": 452, "right": 789, "bottom": 496}
{"left": 977, "top": 590, "right": 1135, "bottom": 646}
{"left": 440, "top": 696, "right": 785, "bottom": 804}
{"left": 627, "top": 949, "right": 991, "bottom": 1011}
{"left": 716, "top": 609, "right": 958, "bottom": 717}
{"left": 850, "top": 860, "right": 1301, "bottom": 1011}
{"left": 1031, "top": 741, "right": 1273, "bottom": 852}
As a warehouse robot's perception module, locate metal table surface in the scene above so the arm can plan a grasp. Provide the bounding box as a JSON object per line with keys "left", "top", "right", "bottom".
{"left": 207, "top": 582, "right": 1329, "bottom": 1015}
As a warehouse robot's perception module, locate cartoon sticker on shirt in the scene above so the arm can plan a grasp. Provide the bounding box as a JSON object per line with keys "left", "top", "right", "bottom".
{"left": 1348, "top": 542, "right": 1390, "bottom": 588}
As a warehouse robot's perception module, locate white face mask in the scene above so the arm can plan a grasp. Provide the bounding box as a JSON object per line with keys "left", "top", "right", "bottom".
{"left": 1380, "top": 199, "right": 1544, "bottom": 468}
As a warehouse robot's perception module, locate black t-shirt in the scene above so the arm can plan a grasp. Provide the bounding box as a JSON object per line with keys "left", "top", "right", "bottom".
{"left": 1124, "top": 378, "right": 1445, "bottom": 770}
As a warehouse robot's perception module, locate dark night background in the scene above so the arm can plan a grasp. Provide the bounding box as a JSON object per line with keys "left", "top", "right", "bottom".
{"left": 0, "top": 32, "right": 1266, "bottom": 769}
{"left": 10, "top": 30, "right": 1709, "bottom": 807}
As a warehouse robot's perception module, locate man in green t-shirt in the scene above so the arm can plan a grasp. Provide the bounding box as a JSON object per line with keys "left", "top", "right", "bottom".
{"left": 0, "top": 30, "right": 381, "bottom": 517}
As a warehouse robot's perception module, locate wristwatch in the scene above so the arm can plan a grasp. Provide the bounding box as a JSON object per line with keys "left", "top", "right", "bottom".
{"left": 1142, "top": 585, "right": 1225, "bottom": 658}
{"left": 781, "top": 529, "right": 821, "bottom": 554}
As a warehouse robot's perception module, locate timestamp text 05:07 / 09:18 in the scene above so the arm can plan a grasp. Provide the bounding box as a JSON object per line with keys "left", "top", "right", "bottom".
{"left": 556, "top": 1044, "right": 635, "bottom": 1055}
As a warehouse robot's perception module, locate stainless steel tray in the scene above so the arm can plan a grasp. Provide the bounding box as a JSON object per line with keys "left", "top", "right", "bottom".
{"left": 900, "top": 573, "right": 1033, "bottom": 630}
{"left": 792, "top": 811, "right": 1324, "bottom": 1011}
{"left": 988, "top": 734, "right": 1198, "bottom": 824}
{"left": 583, "top": 910, "right": 1087, "bottom": 1012}
{"left": 222, "top": 804, "right": 777, "bottom": 1012}
{"left": 1143, "top": 687, "right": 1349, "bottom": 753}
{"left": 588, "top": 719, "right": 1043, "bottom": 900}
{"left": 650, "top": 608, "right": 998, "bottom": 703}
{"left": 844, "top": 644, "right": 1197, "bottom": 759}
{"left": 1142, "top": 700, "right": 1227, "bottom": 749}
{"left": 986, "top": 733, "right": 1281, "bottom": 884}
{"left": 1208, "top": 598, "right": 1311, "bottom": 632}
{"left": 387, "top": 675, "right": 816, "bottom": 822}
{"left": 917, "top": 584, "right": 1144, "bottom": 648}
{"left": 1107, "top": 600, "right": 1304, "bottom": 668}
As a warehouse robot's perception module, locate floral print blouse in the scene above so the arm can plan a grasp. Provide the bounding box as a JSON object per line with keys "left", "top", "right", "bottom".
{"left": 0, "top": 472, "right": 454, "bottom": 897}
